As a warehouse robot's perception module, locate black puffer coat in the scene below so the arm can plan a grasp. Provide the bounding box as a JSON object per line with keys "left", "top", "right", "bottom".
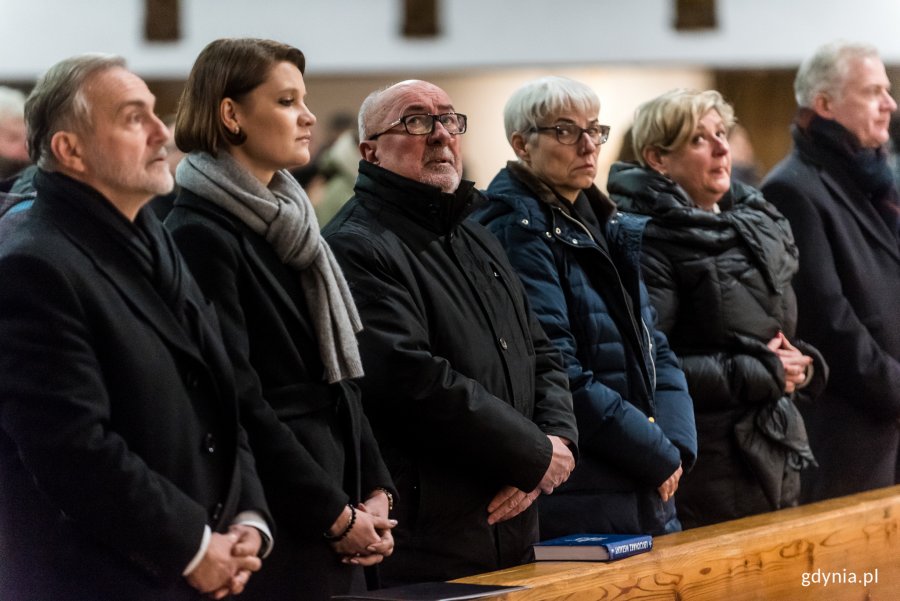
{"left": 608, "top": 162, "right": 826, "bottom": 527}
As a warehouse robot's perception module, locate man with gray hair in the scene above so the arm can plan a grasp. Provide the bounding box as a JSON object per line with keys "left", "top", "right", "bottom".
{"left": 0, "top": 54, "right": 272, "bottom": 600}
{"left": 323, "top": 80, "right": 578, "bottom": 585}
{"left": 0, "top": 86, "right": 30, "bottom": 180}
{"left": 762, "top": 41, "right": 900, "bottom": 501}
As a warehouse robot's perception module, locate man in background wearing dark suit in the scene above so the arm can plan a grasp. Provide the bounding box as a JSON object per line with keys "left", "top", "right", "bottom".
{"left": 762, "top": 41, "right": 900, "bottom": 501}
{"left": 0, "top": 54, "right": 272, "bottom": 601}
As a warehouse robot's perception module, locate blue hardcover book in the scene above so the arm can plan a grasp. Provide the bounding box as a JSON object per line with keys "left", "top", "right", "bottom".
{"left": 533, "top": 533, "right": 653, "bottom": 561}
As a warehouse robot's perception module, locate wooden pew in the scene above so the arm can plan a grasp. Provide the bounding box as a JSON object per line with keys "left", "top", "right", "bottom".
{"left": 456, "top": 485, "right": 900, "bottom": 600}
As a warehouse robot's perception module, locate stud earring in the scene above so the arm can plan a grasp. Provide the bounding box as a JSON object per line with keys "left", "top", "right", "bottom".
{"left": 234, "top": 126, "right": 240, "bottom": 135}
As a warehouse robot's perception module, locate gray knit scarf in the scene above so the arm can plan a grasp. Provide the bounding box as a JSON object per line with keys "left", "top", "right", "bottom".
{"left": 176, "top": 151, "right": 363, "bottom": 383}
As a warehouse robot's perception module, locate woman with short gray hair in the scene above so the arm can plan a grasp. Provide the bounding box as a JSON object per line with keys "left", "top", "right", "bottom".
{"left": 472, "top": 76, "right": 698, "bottom": 537}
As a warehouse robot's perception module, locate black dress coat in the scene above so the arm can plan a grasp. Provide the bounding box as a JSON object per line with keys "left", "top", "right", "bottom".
{"left": 166, "top": 189, "right": 394, "bottom": 601}
{"left": 762, "top": 138, "right": 900, "bottom": 501}
{"left": 0, "top": 171, "right": 268, "bottom": 601}
{"left": 323, "top": 162, "right": 579, "bottom": 586}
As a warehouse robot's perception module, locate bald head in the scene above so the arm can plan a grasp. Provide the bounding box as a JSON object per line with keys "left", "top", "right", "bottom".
{"left": 358, "top": 80, "right": 433, "bottom": 141}
{"left": 357, "top": 80, "right": 464, "bottom": 193}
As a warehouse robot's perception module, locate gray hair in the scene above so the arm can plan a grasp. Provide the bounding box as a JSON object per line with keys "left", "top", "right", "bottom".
{"left": 503, "top": 76, "right": 600, "bottom": 143}
{"left": 0, "top": 86, "right": 26, "bottom": 122}
{"left": 794, "top": 40, "right": 880, "bottom": 107}
{"left": 25, "top": 53, "right": 126, "bottom": 169}
{"left": 632, "top": 88, "right": 735, "bottom": 167}
{"left": 358, "top": 85, "right": 391, "bottom": 142}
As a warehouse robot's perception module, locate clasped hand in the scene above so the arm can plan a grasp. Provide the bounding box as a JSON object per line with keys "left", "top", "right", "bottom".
{"left": 767, "top": 332, "right": 813, "bottom": 394}
{"left": 486, "top": 435, "right": 574, "bottom": 525}
{"left": 186, "top": 525, "right": 262, "bottom": 599}
{"left": 331, "top": 496, "right": 397, "bottom": 567}
{"left": 657, "top": 463, "right": 683, "bottom": 502}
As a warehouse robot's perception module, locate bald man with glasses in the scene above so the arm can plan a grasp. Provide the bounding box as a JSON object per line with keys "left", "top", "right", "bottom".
{"left": 322, "top": 80, "right": 578, "bottom": 586}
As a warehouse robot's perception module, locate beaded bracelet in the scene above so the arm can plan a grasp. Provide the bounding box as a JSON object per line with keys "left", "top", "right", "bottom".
{"left": 372, "top": 487, "right": 394, "bottom": 511}
{"left": 323, "top": 504, "right": 356, "bottom": 541}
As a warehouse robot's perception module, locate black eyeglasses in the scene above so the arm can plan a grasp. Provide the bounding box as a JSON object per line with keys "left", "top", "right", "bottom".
{"left": 529, "top": 123, "right": 611, "bottom": 145}
{"left": 368, "top": 112, "right": 468, "bottom": 140}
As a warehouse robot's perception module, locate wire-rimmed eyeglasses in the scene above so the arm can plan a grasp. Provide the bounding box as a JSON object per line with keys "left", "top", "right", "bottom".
{"left": 368, "top": 113, "right": 468, "bottom": 140}
{"left": 529, "top": 123, "right": 611, "bottom": 145}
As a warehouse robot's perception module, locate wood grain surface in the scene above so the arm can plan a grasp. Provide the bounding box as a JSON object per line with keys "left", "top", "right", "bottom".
{"left": 455, "top": 485, "right": 900, "bottom": 600}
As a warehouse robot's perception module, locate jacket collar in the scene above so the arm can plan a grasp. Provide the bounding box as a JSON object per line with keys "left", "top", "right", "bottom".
{"left": 505, "top": 160, "right": 617, "bottom": 224}
{"left": 32, "top": 170, "right": 211, "bottom": 369}
{"left": 792, "top": 114, "right": 900, "bottom": 262}
{"left": 173, "top": 190, "right": 309, "bottom": 327}
{"left": 818, "top": 166, "right": 900, "bottom": 263}
{"left": 354, "top": 160, "right": 481, "bottom": 234}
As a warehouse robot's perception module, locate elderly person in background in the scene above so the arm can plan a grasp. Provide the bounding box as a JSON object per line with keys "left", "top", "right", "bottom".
{"left": 473, "top": 76, "right": 697, "bottom": 538}
{"left": 165, "top": 38, "right": 396, "bottom": 601}
{"left": 0, "top": 86, "right": 31, "bottom": 181}
{"left": 608, "top": 89, "right": 827, "bottom": 528}
{"left": 762, "top": 41, "right": 900, "bottom": 502}
{"left": 323, "top": 79, "right": 578, "bottom": 585}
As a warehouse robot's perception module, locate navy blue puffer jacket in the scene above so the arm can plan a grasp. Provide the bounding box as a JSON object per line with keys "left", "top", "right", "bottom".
{"left": 473, "top": 163, "right": 697, "bottom": 536}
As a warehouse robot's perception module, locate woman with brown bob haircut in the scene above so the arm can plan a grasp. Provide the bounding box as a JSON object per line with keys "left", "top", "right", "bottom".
{"left": 165, "top": 38, "right": 396, "bottom": 600}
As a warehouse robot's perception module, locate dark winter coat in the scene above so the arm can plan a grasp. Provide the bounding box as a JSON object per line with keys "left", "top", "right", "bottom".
{"left": 322, "top": 161, "right": 578, "bottom": 586}
{"left": 166, "top": 189, "right": 394, "bottom": 600}
{"left": 0, "top": 171, "right": 268, "bottom": 601}
{"left": 474, "top": 164, "right": 696, "bottom": 537}
{"left": 762, "top": 122, "right": 900, "bottom": 501}
{"left": 609, "top": 161, "right": 825, "bottom": 526}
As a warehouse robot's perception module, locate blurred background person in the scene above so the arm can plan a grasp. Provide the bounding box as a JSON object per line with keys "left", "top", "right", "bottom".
{"left": 473, "top": 76, "right": 697, "bottom": 537}
{"left": 148, "top": 113, "right": 185, "bottom": 220}
{"left": 762, "top": 41, "right": 900, "bottom": 502}
{"left": 0, "top": 86, "right": 31, "bottom": 181}
{"left": 166, "top": 38, "right": 396, "bottom": 601}
{"left": 290, "top": 161, "right": 328, "bottom": 208}
{"left": 889, "top": 114, "right": 900, "bottom": 188}
{"left": 315, "top": 122, "right": 360, "bottom": 227}
{"left": 609, "top": 89, "right": 827, "bottom": 528}
{"left": 727, "top": 123, "right": 762, "bottom": 187}
{"left": 615, "top": 124, "right": 638, "bottom": 163}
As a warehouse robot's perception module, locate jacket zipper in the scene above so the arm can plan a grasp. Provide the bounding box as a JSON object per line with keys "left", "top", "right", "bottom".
{"left": 553, "top": 208, "right": 657, "bottom": 403}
